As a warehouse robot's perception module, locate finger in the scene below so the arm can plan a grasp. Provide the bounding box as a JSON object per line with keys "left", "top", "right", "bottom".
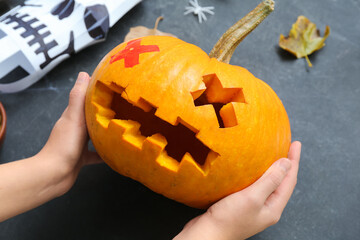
{"left": 288, "top": 141, "right": 302, "bottom": 163}
{"left": 246, "top": 158, "right": 292, "bottom": 201}
{"left": 66, "top": 72, "right": 90, "bottom": 122}
{"left": 264, "top": 141, "right": 301, "bottom": 211}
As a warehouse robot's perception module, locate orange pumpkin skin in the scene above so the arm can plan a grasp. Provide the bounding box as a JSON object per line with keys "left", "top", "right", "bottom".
{"left": 85, "top": 36, "right": 291, "bottom": 208}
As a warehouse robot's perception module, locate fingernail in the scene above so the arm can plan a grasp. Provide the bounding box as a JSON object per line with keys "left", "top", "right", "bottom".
{"left": 77, "top": 72, "right": 88, "bottom": 83}
{"left": 279, "top": 158, "right": 291, "bottom": 172}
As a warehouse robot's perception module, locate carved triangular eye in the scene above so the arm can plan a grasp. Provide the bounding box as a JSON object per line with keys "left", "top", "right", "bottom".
{"left": 192, "top": 74, "right": 245, "bottom": 128}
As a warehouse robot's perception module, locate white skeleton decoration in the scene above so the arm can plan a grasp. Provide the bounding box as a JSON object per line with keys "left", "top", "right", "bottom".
{"left": 0, "top": 0, "right": 141, "bottom": 93}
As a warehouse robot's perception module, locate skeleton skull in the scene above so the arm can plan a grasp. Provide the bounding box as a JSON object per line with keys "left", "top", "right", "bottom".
{"left": 0, "top": 0, "right": 141, "bottom": 93}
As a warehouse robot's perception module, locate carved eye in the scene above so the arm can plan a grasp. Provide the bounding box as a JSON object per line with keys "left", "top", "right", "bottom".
{"left": 192, "top": 74, "right": 246, "bottom": 128}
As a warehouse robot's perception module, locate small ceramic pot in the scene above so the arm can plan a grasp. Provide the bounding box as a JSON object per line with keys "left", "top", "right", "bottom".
{"left": 0, "top": 102, "right": 6, "bottom": 147}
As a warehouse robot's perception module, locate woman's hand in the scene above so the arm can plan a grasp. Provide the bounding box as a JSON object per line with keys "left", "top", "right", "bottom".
{"left": 0, "top": 72, "right": 101, "bottom": 222}
{"left": 174, "top": 141, "right": 301, "bottom": 240}
{"left": 39, "top": 72, "right": 102, "bottom": 194}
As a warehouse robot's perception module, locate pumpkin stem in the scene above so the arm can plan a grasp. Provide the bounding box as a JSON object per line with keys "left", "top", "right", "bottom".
{"left": 154, "top": 16, "right": 164, "bottom": 30}
{"left": 209, "top": 0, "right": 275, "bottom": 64}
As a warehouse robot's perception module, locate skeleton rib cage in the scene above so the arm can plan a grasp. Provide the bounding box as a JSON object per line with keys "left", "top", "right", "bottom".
{"left": 1, "top": 12, "right": 74, "bottom": 69}
{"left": 0, "top": 0, "right": 141, "bottom": 93}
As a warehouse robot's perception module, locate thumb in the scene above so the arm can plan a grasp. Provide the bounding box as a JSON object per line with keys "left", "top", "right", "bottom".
{"left": 66, "top": 72, "right": 90, "bottom": 122}
{"left": 245, "top": 158, "right": 292, "bottom": 202}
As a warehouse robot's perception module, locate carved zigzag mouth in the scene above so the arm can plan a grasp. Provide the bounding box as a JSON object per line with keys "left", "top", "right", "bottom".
{"left": 110, "top": 91, "right": 212, "bottom": 165}
{"left": 93, "top": 81, "right": 219, "bottom": 167}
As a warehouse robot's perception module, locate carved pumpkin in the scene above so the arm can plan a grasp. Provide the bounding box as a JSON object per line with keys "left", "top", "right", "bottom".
{"left": 85, "top": 0, "right": 290, "bottom": 208}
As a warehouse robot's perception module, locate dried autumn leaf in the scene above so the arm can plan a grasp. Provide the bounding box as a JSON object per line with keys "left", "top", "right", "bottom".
{"left": 124, "top": 16, "right": 177, "bottom": 42}
{"left": 279, "top": 15, "right": 330, "bottom": 67}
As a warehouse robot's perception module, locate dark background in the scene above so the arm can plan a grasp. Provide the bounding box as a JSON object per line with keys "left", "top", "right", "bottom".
{"left": 1, "top": 0, "right": 359, "bottom": 239}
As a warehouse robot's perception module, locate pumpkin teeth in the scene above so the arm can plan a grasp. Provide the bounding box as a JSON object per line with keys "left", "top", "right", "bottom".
{"left": 111, "top": 91, "right": 214, "bottom": 165}
{"left": 142, "top": 133, "right": 167, "bottom": 156}
{"left": 106, "top": 118, "right": 217, "bottom": 174}
{"left": 179, "top": 153, "right": 205, "bottom": 175}
{"left": 109, "top": 119, "right": 141, "bottom": 136}
{"left": 178, "top": 151, "right": 218, "bottom": 177}
{"left": 108, "top": 82, "right": 126, "bottom": 94}
{"left": 155, "top": 152, "right": 179, "bottom": 172}
{"left": 92, "top": 81, "right": 220, "bottom": 167}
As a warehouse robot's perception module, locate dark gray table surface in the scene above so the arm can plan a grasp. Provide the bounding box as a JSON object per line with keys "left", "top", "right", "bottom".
{"left": 1, "top": 0, "right": 359, "bottom": 239}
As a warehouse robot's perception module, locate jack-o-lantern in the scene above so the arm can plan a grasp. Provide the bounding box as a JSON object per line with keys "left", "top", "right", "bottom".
{"left": 85, "top": 0, "right": 291, "bottom": 208}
